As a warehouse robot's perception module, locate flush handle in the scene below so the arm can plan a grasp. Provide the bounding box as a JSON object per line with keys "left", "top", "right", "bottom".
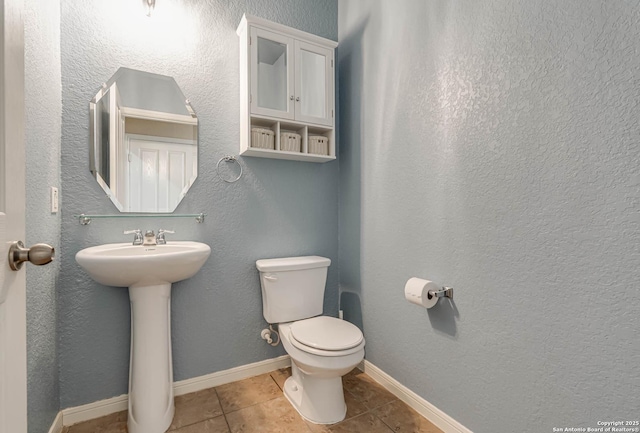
{"left": 8, "top": 241, "right": 55, "bottom": 271}
{"left": 264, "top": 274, "right": 278, "bottom": 282}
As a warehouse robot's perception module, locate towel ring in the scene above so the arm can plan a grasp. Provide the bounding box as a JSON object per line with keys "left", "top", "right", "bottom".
{"left": 216, "top": 155, "right": 243, "bottom": 183}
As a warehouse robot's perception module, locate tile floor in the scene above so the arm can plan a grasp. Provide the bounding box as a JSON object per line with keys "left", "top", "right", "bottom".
{"left": 62, "top": 368, "right": 442, "bottom": 433}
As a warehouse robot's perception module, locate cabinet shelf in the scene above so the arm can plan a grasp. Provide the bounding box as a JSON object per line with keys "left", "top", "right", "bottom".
{"left": 250, "top": 114, "right": 333, "bottom": 131}
{"left": 242, "top": 116, "right": 335, "bottom": 163}
{"left": 241, "top": 147, "right": 335, "bottom": 163}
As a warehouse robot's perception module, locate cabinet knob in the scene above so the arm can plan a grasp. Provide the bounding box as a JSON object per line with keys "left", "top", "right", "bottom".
{"left": 290, "top": 95, "right": 294, "bottom": 101}
{"left": 295, "top": 97, "right": 300, "bottom": 102}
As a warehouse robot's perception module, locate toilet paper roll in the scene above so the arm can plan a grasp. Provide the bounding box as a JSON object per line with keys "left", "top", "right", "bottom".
{"left": 404, "top": 277, "right": 440, "bottom": 309}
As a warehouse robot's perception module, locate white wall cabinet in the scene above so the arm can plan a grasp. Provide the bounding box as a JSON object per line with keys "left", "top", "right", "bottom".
{"left": 238, "top": 14, "right": 337, "bottom": 162}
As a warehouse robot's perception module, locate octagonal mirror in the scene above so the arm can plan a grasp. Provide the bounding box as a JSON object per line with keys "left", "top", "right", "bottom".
{"left": 90, "top": 67, "right": 198, "bottom": 213}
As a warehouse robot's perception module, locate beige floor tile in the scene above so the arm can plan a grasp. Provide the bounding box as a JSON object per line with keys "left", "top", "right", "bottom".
{"left": 342, "top": 372, "right": 397, "bottom": 410}
{"left": 343, "top": 389, "right": 369, "bottom": 420}
{"left": 216, "top": 373, "right": 281, "bottom": 413}
{"left": 305, "top": 421, "right": 332, "bottom": 433}
{"left": 225, "top": 396, "right": 311, "bottom": 433}
{"left": 66, "top": 411, "right": 128, "bottom": 433}
{"left": 304, "top": 389, "right": 369, "bottom": 433}
{"left": 327, "top": 412, "right": 393, "bottom": 433}
{"left": 270, "top": 367, "right": 292, "bottom": 390}
{"left": 373, "top": 400, "right": 443, "bottom": 433}
{"left": 172, "top": 415, "right": 230, "bottom": 433}
{"left": 169, "top": 387, "right": 224, "bottom": 430}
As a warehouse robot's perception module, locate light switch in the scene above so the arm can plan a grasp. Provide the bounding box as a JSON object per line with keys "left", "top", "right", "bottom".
{"left": 51, "top": 187, "right": 59, "bottom": 213}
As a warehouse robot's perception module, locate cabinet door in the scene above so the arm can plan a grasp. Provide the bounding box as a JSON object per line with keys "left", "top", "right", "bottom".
{"left": 250, "top": 27, "right": 295, "bottom": 120}
{"left": 294, "top": 40, "right": 334, "bottom": 126}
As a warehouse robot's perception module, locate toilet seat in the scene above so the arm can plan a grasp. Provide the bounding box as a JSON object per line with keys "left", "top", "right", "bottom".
{"left": 289, "top": 316, "right": 364, "bottom": 356}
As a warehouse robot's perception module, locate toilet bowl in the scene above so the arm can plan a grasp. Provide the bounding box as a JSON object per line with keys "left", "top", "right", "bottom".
{"left": 279, "top": 317, "right": 365, "bottom": 424}
{"left": 256, "top": 256, "right": 365, "bottom": 424}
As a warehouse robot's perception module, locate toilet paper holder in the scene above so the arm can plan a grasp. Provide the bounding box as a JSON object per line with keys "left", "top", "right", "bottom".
{"left": 427, "top": 286, "right": 454, "bottom": 300}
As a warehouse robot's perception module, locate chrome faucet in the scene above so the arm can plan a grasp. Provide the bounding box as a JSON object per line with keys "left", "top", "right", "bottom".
{"left": 124, "top": 229, "right": 144, "bottom": 246}
{"left": 143, "top": 230, "right": 156, "bottom": 246}
{"left": 156, "top": 229, "right": 175, "bottom": 245}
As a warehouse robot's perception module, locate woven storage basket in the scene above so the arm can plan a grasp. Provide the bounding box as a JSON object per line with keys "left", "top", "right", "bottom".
{"left": 280, "top": 131, "right": 301, "bottom": 152}
{"left": 251, "top": 127, "right": 275, "bottom": 149}
{"left": 308, "top": 135, "right": 329, "bottom": 155}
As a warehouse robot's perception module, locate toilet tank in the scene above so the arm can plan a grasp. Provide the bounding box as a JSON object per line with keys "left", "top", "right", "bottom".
{"left": 256, "top": 256, "right": 331, "bottom": 324}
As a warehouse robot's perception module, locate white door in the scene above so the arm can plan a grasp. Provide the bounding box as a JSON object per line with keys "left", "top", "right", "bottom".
{"left": 0, "top": 0, "right": 27, "bottom": 431}
{"left": 294, "top": 40, "right": 334, "bottom": 126}
{"left": 127, "top": 136, "right": 196, "bottom": 213}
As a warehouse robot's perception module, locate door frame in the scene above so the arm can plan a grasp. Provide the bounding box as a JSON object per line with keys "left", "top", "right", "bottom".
{"left": 0, "top": 0, "right": 27, "bottom": 431}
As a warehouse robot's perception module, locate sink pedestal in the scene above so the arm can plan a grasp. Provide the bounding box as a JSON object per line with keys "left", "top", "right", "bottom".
{"left": 127, "top": 283, "right": 175, "bottom": 433}
{"left": 74, "top": 241, "right": 211, "bottom": 433}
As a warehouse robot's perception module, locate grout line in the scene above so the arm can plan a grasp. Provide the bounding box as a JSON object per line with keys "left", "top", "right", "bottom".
{"left": 220, "top": 395, "right": 284, "bottom": 419}
{"left": 269, "top": 370, "right": 284, "bottom": 392}
{"left": 170, "top": 414, "right": 228, "bottom": 432}
{"left": 218, "top": 394, "right": 283, "bottom": 416}
{"left": 215, "top": 388, "right": 233, "bottom": 433}
{"left": 341, "top": 411, "right": 396, "bottom": 433}
{"left": 368, "top": 401, "right": 399, "bottom": 433}
{"left": 216, "top": 371, "right": 284, "bottom": 416}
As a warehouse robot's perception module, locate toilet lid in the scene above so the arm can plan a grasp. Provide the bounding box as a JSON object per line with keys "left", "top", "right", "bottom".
{"left": 290, "top": 316, "right": 363, "bottom": 351}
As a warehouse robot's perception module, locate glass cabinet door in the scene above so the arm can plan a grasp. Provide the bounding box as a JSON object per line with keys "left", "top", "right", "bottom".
{"left": 295, "top": 40, "right": 334, "bottom": 126}
{"left": 250, "top": 27, "right": 295, "bottom": 119}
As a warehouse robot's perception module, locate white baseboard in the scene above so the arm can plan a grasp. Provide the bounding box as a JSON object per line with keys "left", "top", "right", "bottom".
{"left": 62, "top": 394, "right": 129, "bottom": 427}
{"left": 60, "top": 355, "right": 291, "bottom": 427}
{"left": 58, "top": 356, "right": 469, "bottom": 432}
{"left": 174, "top": 355, "right": 291, "bottom": 396}
{"left": 47, "top": 411, "right": 64, "bottom": 433}
{"left": 360, "top": 360, "right": 472, "bottom": 433}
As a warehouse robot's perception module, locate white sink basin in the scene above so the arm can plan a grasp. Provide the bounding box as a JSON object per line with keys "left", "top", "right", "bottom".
{"left": 76, "top": 241, "right": 211, "bottom": 287}
{"left": 75, "top": 241, "right": 210, "bottom": 433}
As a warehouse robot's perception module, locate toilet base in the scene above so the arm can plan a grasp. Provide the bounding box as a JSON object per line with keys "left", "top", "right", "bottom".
{"left": 283, "top": 363, "right": 347, "bottom": 424}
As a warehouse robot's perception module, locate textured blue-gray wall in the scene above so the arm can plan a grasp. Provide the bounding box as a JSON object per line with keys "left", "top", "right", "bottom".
{"left": 59, "top": 0, "right": 338, "bottom": 408}
{"left": 25, "top": 0, "right": 61, "bottom": 431}
{"left": 338, "top": 1, "right": 640, "bottom": 431}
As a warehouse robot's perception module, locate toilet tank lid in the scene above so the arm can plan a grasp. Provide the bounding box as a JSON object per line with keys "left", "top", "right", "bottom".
{"left": 256, "top": 256, "right": 331, "bottom": 272}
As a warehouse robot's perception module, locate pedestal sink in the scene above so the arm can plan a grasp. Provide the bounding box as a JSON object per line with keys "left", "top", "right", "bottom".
{"left": 76, "top": 241, "right": 211, "bottom": 433}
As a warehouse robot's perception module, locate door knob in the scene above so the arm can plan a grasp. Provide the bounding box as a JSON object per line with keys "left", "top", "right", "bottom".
{"left": 8, "top": 241, "right": 55, "bottom": 271}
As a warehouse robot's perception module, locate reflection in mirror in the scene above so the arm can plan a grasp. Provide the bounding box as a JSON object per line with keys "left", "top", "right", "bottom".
{"left": 257, "top": 37, "right": 287, "bottom": 111}
{"left": 90, "top": 67, "right": 198, "bottom": 213}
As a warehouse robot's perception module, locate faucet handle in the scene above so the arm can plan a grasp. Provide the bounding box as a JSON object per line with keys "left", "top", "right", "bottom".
{"left": 157, "top": 229, "right": 175, "bottom": 245}
{"left": 124, "top": 229, "right": 143, "bottom": 245}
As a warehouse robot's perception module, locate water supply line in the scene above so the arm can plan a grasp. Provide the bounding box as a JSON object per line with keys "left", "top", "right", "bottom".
{"left": 260, "top": 324, "right": 280, "bottom": 347}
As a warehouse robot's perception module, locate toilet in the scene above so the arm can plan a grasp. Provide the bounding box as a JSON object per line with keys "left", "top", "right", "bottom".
{"left": 256, "top": 256, "right": 365, "bottom": 424}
